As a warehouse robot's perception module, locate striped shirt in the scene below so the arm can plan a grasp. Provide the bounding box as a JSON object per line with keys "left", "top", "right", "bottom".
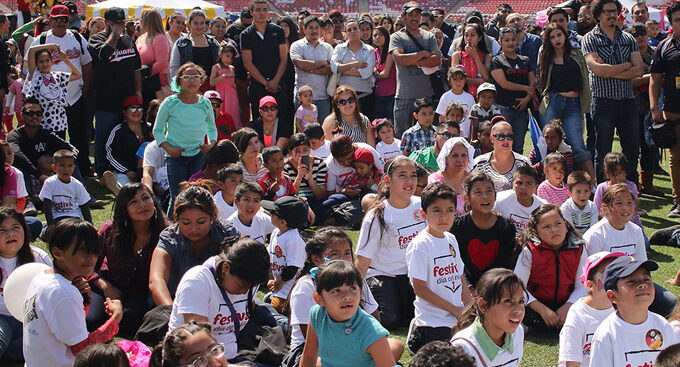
{"left": 238, "top": 155, "right": 269, "bottom": 183}
{"left": 537, "top": 181, "right": 570, "bottom": 206}
{"left": 283, "top": 156, "right": 328, "bottom": 197}
{"left": 582, "top": 25, "right": 639, "bottom": 99}
{"left": 338, "top": 114, "right": 371, "bottom": 144}
{"left": 472, "top": 151, "right": 531, "bottom": 192}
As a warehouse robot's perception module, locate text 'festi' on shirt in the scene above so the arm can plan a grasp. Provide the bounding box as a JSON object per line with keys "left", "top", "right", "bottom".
{"left": 356, "top": 196, "right": 427, "bottom": 278}
{"left": 268, "top": 227, "right": 306, "bottom": 299}
{"left": 407, "top": 230, "right": 465, "bottom": 327}
{"left": 559, "top": 298, "right": 614, "bottom": 367}
{"left": 38, "top": 175, "right": 91, "bottom": 219}
{"left": 589, "top": 311, "right": 678, "bottom": 367}
{"left": 493, "top": 190, "right": 547, "bottom": 236}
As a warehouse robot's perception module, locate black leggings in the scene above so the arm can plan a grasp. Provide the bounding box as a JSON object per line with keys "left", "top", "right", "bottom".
{"left": 366, "top": 274, "right": 414, "bottom": 330}
{"left": 86, "top": 287, "right": 154, "bottom": 336}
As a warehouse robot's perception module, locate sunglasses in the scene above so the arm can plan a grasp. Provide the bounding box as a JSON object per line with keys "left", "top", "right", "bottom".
{"left": 211, "top": 102, "right": 222, "bottom": 108}
{"left": 332, "top": 17, "right": 344, "bottom": 24}
{"left": 493, "top": 133, "right": 515, "bottom": 141}
{"left": 179, "top": 74, "right": 203, "bottom": 81}
{"left": 337, "top": 96, "right": 356, "bottom": 106}
{"left": 52, "top": 17, "right": 69, "bottom": 23}
{"left": 22, "top": 110, "right": 43, "bottom": 117}
{"left": 578, "top": 13, "right": 592, "bottom": 19}
{"left": 438, "top": 131, "right": 458, "bottom": 139}
{"left": 260, "top": 105, "right": 278, "bottom": 112}
{"left": 127, "top": 106, "right": 144, "bottom": 112}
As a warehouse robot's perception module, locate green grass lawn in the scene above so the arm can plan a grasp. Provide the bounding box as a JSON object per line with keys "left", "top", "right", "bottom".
{"left": 22, "top": 134, "right": 680, "bottom": 367}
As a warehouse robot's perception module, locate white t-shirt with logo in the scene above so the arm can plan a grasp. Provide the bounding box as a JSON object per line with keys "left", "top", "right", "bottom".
{"left": 325, "top": 142, "right": 383, "bottom": 192}
{"left": 356, "top": 196, "right": 426, "bottom": 278}
{"left": 589, "top": 311, "right": 678, "bottom": 367}
{"left": 168, "top": 261, "right": 254, "bottom": 360}
{"left": 26, "top": 30, "right": 92, "bottom": 105}
{"left": 268, "top": 228, "right": 306, "bottom": 299}
{"left": 376, "top": 139, "right": 402, "bottom": 164}
{"left": 451, "top": 322, "right": 524, "bottom": 367}
{"left": 39, "top": 175, "right": 91, "bottom": 219}
{"left": 583, "top": 218, "right": 647, "bottom": 261}
{"left": 214, "top": 191, "right": 237, "bottom": 221}
{"left": 311, "top": 140, "right": 331, "bottom": 159}
{"left": 559, "top": 298, "right": 614, "bottom": 367}
{"left": 288, "top": 275, "right": 379, "bottom": 350}
{"left": 227, "top": 210, "right": 276, "bottom": 244}
{"left": 435, "top": 90, "right": 476, "bottom": 138}
{"left": 23, "top": 271, "right": 89, "bottom": 367}
{"left": 493, "top": 190, "right": 547, "bottom": 236}
{"left": 143, "top": 140, "right": 169, "bottom": 190}
{"left": 0, "top": 246, "right": 52, "bottom": 316}
{"left": 561, "top": 198, "right": 599, "bottom": 235}
{"left": 406, "top": 230, "right": 465, "bottom": 327}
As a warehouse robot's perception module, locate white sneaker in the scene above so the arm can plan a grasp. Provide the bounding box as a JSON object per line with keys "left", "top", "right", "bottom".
{"left": 406, "top": 317, "right": 416, "bottom": 355}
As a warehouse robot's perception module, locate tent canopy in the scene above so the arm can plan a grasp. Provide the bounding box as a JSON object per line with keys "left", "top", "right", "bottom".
{"left": 86, "top": 0, "right": 227, "bottom": 21}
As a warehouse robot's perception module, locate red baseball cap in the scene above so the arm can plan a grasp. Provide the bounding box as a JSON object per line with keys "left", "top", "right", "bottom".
{"left": 353, "top": 148, "right": 374, "bottom": 164}
{"left": 123, "top": 96, "right": 143, "bottom": 108}
{"left": 259, "top": 95, "right": 277, "bottom": 108}
{"left": 50, "top": 5, "right": 70, "bottom": 18}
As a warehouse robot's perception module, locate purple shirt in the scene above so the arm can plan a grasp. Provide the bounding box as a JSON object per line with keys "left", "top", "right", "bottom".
{"left": 593, "top": 180, "right": 643, "bottom": 229}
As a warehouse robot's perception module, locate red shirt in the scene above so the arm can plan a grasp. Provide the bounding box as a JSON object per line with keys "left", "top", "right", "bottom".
{"left": 215, "top": 112, "right": 236, "bottom": 141}
{"left": 258, "top": 172, "right": 297, "bottom": 200}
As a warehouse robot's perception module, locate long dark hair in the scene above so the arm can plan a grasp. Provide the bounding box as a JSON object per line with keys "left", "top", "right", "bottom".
{"left": 108, "top": 183, "right": 167, "bottom": 259}
{"left": 0, "top": 207, "right": 35, "bottom": 283}
{"left": 539, "top": 24, "right": 572, "bottom": 92}
{"left": 276, "top": 16, "right": 299, "bottom": 45}
{"left": 73, "top": 343, "right": 131, "bottom": 367}
{"left": 375, "top": 26, "right": 391, "bottom": 65}
{"left": 331, "top": 85, "right": 365, "bottom": 135}
{"left": 173, "top": 181, "right": 218, "bottom": 221}
{"left": 453, "top": 269, "right": 525, "bottom": 333}
{"left": 457, "top": 23, "right": 489, "bottom": 55}
{"left": 517, "top": 204, "right": 580, "bottom": 249}
{"left": 215, "top": 237, "right": 270, "bottom": 285}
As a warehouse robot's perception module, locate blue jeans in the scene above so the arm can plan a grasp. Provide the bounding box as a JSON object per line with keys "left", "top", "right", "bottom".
{"left": 0, "top": 313, "right": 23, "bottom": 362}
{"left": 315, "top": 98, "right": 331, "bottom": 124}
{"left": 591, "top": 98, "right": 639, "bottom": 183}
{"left": 543, "top": 93, "right": 591, "bottom": 162}
{"left": 498, "top": 105, "right": 529, "bottom": 153}
{"left": 394, "top": 98, "right": 416, "bottom": 138}
{"left": 24, "top": 216, "right": 43, "bottom": 242}
{"left": 166, "top": 153, "right": 204, "bottom": 217}
{"left": 639, "top": 111, "right": 661, "bottom": 171}
{"left": 94, "top": 110, "right": 122, "bottom": 175}
{"left": 652, "top": 282, "right": 678, "bottom": 318}
{"left": 374, "top": 94, "right": 395, "bottom": 121}
{"left": 321, "top": 194, "right": 351, "bottom": 218}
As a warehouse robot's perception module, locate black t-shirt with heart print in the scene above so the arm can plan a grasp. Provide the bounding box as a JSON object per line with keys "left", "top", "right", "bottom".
{"left": 451, "top": 212, "right": 518, "bottom": 288}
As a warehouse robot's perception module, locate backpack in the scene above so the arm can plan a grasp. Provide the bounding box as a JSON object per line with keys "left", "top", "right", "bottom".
{"left": 39, "top": 29, "right": 85, "bottom": 55}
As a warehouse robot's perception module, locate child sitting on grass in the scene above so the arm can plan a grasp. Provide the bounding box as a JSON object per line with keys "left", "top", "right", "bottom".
{"left": 39, "top": 150, "right": 92, "bottom": 226}
{"left": 537, "top": 153, "right": 569, "bottom": 206}
{"left": 561, "top": 171, "right": 599, "bottom": 235}
{"left": 258, "top": 146, "right": 298, "bottom": 200}
{"left": 213, "top": 164, "right": 243, "bottom": 220}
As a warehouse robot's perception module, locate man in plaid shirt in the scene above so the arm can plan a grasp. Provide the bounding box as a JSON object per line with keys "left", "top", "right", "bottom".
{"left": 401, "top": 97, "right": 436, "bottom": 156}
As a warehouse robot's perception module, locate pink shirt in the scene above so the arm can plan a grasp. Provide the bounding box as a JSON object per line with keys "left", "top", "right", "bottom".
{"left": 537, "top": 181, "right": 570, "bottom": 206}
{"left": 8, "top": 79, "right": 24, "bottom": 114}
{"left": 375, "top": 48, "right": 396, "bottom": 97}
{"left": 136, "top": 34, "right": 171, "bottom": 86}
{"left": 427, "top": 172, "right": 466, "bottom": 216}
{"left": 1, "top": 166, "right": 18, "bottom": 200}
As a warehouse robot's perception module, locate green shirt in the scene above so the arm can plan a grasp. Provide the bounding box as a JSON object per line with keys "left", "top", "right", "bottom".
{"left": 472, "top": 318, "right": 514, "bottom": 361}
{"left": 409, "top": 146, "right": 439, "bottom": 173}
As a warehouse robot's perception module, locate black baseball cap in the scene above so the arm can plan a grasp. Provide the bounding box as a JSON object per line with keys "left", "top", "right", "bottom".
{"left": 261, "top": 196, "right": 307, "bottom": 227}
{"left": 63, "top": 1, "right": 78, "bottom": 14}
{"left": 240, "top": 7, "right": 252, "bottom": 19}
{"left": 402, "top": 1, "right": 422, "bottom": 14}
{"left": 603, "top": 255, "right": 658, "bottom": 291}
{"left": 104, "top": 7, "right": 126, "bottom": 22}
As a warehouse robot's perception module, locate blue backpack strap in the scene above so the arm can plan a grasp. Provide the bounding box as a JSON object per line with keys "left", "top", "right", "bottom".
{"left": 206, "top": 263, "right": 241, "bottom": 338}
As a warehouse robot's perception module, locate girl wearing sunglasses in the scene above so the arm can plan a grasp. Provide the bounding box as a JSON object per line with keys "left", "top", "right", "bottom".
{"left": 322, "top": 85, "right": 376, "bottom": 147}
{"left": 102, "top": 96, "right": 154, "bottom": 188}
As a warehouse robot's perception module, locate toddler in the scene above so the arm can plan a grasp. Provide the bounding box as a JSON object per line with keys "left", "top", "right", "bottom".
{"left": 303, "top": 123, "right": 331, "bottom": 159}
{"left": 561, "top": 171, "right": 599, "bottom": 235}
{"left": 295, "top": 85, "right": 318, "bottom": 133}
{"left": 351, "top": 147, "right": 382, "bottom": 194}
{"left": 537, "top": 153, "right": 569, "bottom": 206}
{"left": 210, "top": 44, "right": 241, "bottom": 128}
{"left": 468, "top": 82, "right": 501, "bottom": 140}
{"left": 39, "top": 150, "right": 92, "bottom": 226}
{"left": 436, "top": 66, "right": 475, "bottom": 138}
{"left": 374, "top": 119, "right": 401, "bottom": 164}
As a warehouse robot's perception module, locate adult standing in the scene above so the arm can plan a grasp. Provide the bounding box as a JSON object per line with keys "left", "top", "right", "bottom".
{"left": 329, "top": 10, "right": 346, "bottom": 41}
{"left": 290, "top": 16, "right": 333, "bottom": 123}
{"left": 490, "top": 27, "right": 535, "bottom": 153}
{"left": 0, "top": 15, "right": 9, "bottom": 124}
{"left": 89, "top": 7, "right": 142, "bottom": 177}
{"left": 390, "top": 1, "right": 442, "bottom": 137}
{"left": 538, "top": 24, "right": 595, "bottom": 182}
{"left": 577, "top": 5, "right": 597, "bottom": 36}
{"left": 650, "top": 2, "right": 680, "bottom": 216}
{"left": 136, "top": 8, "right": 171, "bottom": 107}
{"left": 506, "top": 13, "right": 542, "bottom": 74}
{"left": 582, "top": 0, "right": 643, "bottom": 183}
{"left": 548, "top": 7, "right": 582, "bottom": 49}
{"left": 331, "top": 19, "right": 376, "bottom": 120}
{"left": 432, "top": 8, "right": 456, "bottom": 40}
{"left": 275, "top": 16, "right": 298, "bottom": 129}
{"left": 485, "top": 4, "right": 513, "bottom": 40}
{"left": 450, "top": 12, "right": 501, "bottom": 57}
{"left": 169, "top": 10, "right": 220, "bottom": 93}
{"left": 166, "top": 12, "right": 186, "bottom": 47}
{"left": 373, "top": 26, "right": 396, "bottom": 120}
{"left": 226, "top": 8, "right": 253, "bottom": 128}
{"left": 62, "top": 1, "right": 82, "bottom": 31}
{"left": 322, "top": 85, "right": 376, "bottom": 147}
{"left": 240, "top": 0, "right": 290, "bottom": 128}
{"left": 209, "top": 17, "right": 228, "bottom": 45}
{"left": 26, "top": 5, "right": 93, "bottom": 177}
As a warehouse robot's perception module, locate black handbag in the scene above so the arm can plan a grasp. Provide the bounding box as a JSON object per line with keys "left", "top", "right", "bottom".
{"left": 402, "top": 29, "right": 445, "bottom": 100}
{"left": 650, "top": 119, "right": 679, "bottom": 149}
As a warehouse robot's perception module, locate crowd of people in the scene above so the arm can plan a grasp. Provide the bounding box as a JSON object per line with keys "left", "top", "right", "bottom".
{"left": 1, "top": 0, "right": 680, "bottom": 365}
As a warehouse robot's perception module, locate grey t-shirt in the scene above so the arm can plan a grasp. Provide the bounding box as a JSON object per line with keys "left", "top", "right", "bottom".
{"left": 388, "top": 29, "right": 438, "bottom": 100}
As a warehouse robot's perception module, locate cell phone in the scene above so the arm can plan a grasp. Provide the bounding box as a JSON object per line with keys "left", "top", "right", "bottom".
{"left": 301, "top": 154, "right": 310, "bottom": 169}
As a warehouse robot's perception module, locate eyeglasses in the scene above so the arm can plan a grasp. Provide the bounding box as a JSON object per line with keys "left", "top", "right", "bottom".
{"left": 211, "top": 102, "right": 222, "bottom": 108}
{"left": 22, "top": 110, "right": 43, "bottom": 117}
{"left": 602, "top": 9, "right": 619, "bottom": 15}
{"left": 438, "top": 131, "right": 458, "bottom": 139}
{"left": 52, "top": 17, "right": 69, "bottom": 24}
{"left": 127, "top": 106, "right": 143, "bottom": 112}
{"left": 260, "top": 105, "right": 278, "bottom": 112}
{"left": 337, "top": 96, "right": 356, "bottom": 106}
{"left": 332, "top": 17, "right": 344, "bottom": 24}
{"left": 578, "top": 13, "right": 592, "bottom": 19}
{"left": 179, "top": 344, "right": 226, "bottom": 367}
{"left": 493, "top": 133, "right": 515, "bottom": 141}
{"left": 179, "top": 74, "right": 203, "bottom": 81}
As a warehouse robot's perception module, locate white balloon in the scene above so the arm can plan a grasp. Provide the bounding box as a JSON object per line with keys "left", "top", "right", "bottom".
{"left": 4, "top": 263, "right": 50, "bottom": 321}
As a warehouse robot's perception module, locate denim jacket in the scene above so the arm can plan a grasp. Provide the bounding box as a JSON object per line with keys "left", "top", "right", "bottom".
{"left": 169, "top": 34, "right": 220, "bottom": 77}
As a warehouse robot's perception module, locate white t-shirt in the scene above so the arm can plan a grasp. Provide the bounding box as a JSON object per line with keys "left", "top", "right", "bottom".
{"left": 583, "top": 218, "right": 647, "bottom": 261}
{"left": 288, "top": 275, "right": 379, "bottom": 349}
{"left": 168, "top": 261, "right": 253, "bottom": 360}
{"left": 493, "top": 190, "right": 547, "bottom": 236}
{"left": 11, "top": 166, "right": 28, "bottom": 198}
{"left": 356, "top": 196, "right": 426, "bottom": 278}
{"left": 0, "top": 246, "right": 51, "bottom": 316}
{"left": 325, "top": 142, "right": 383, "bottom": 192}
{"left": 451, "top": 322, "right": 524, "bottom": 367}
{"left": 559, "top": 298, "right": 614, "bottom": 367}
{"left": 227, "top": 210, "right": 276, "bottom": 244}
{"left": 589, "top": 311, "right": 678, "bottom": 367}
{"left": 214, "top": 191, "right": 237, "bottom": 221}
{"left": 376, "top": 139, "right": 402, "bottom": 164}
{"left": 26, "top": 30, "right": 92, "bottom": 105}
{"left": 311, "top": 140, "right": 331, "bottom": 159}
{"left": 23, "top": 271, "right": 89, "bottom": 367}
{"left": 406, "top": 230, "right": 465, "bottom": 327}
{"left": 435, "top": 90, "right": 476, "bottom": 138}
{"left": 39, "top": 175, "right": 91, "bottom": 219}
{"left": 143, "top": 140, "right": 169, "bottom": 190}
{"left": 268, "top": 228, "right": 306, "bottom": 298}
{"left": 561, "top": 198, "right": 599, "bottom": 235}
{"left": 670, "top": 320, "right": 680, "bottom": 341}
